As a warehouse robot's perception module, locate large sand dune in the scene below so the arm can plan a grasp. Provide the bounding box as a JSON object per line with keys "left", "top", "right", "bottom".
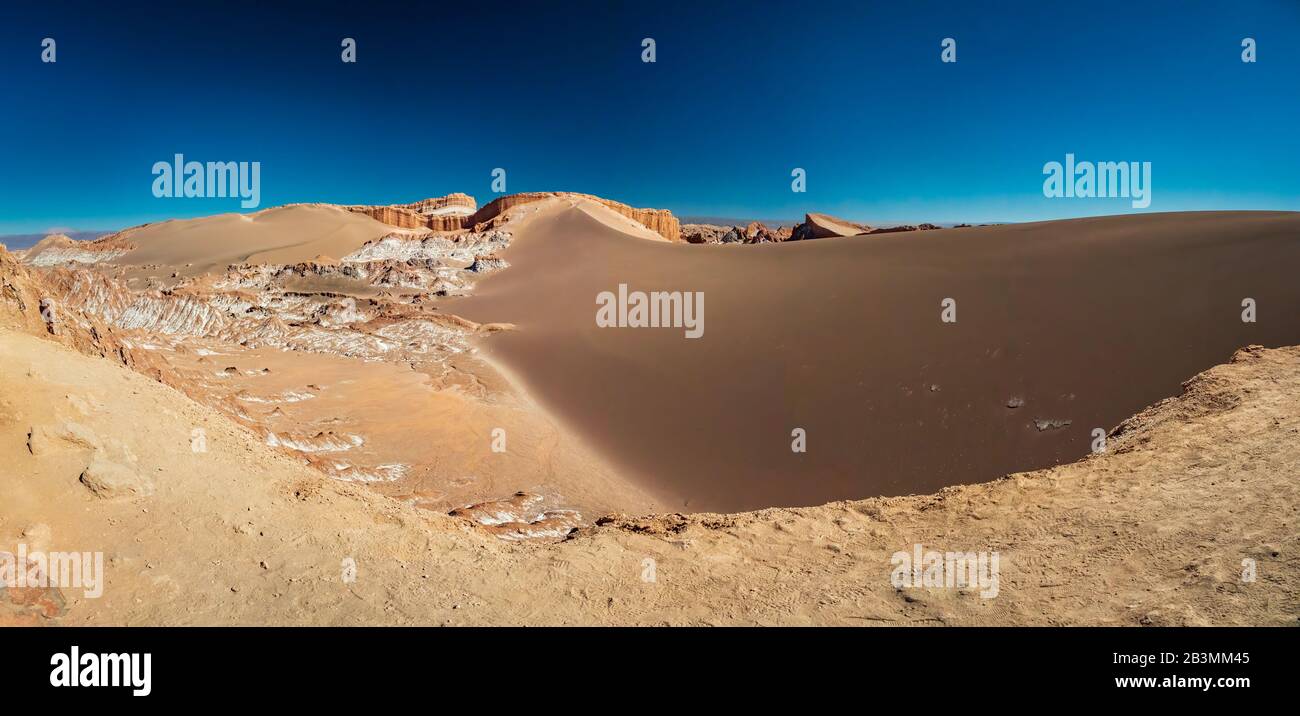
{"left": 455, "top": 202, "right": 1300, "bottom": 512}
{"left": 97, "top": 204, "right": 403, "bottom": 275}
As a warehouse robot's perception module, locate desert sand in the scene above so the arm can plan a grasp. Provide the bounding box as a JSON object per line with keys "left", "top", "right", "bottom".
{"left": 2, "top": 325, "right": 1296, "bottom": 625}
{"left": 3, "top": 195, "right": 1298, "bottom": 625}
{"left": 455, "top": 202, "right": 1300, "bottom": 512}
{"left": 72, "top": 205, "right": 406, "bottom": 277}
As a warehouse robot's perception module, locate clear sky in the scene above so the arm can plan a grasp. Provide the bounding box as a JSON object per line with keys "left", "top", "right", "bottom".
{"left": 0, "top": 0, "right": 1296, "bottom": 234}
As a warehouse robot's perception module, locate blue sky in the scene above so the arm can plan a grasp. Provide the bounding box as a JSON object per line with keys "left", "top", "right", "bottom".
{"left": 0, "top": 0, "right": 1296, "bottom": 233}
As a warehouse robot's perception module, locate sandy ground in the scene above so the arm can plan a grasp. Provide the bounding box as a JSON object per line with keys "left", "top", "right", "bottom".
{"left": 2, "top": 327, "right": 1295, "bottom": 625}
{"left": 454, "top": 203, "right": 1300, "bottom": 512}
{"left": 152, "top": 340, "right": 665, "bottom": 519}
{"left": 3, "top": 202, "right": 1297, "bottom": 625}
{"left": 9, "top": 202, "right": 668, "bottom": 524}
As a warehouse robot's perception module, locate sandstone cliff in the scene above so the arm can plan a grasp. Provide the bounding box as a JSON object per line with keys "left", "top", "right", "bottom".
{"left": 345, "top": 192, "right": 681, "bottom": 242}
{"left": 342, "top": 193, "right": 477, "bottom": 232}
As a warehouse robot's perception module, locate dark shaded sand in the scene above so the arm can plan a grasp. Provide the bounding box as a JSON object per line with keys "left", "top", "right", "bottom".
{"left": 452, "top": 203, "right": 1300, "bottom": 513}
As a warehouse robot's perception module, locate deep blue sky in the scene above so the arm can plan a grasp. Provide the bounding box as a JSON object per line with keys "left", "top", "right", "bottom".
{"left": 0, "top": 0, "right": 1297, "bottom": 233}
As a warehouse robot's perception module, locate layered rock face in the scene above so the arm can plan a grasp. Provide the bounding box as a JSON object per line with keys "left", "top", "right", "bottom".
{"left": 592, "top": 197, "right": 679, "bottom": 242}
{"left": 395, "top": 193, "right": 476, "bottom": 216}
{"left": 0, "top": 246, "right": 52, "bottom": 335}
{"left": 347, "top": 192, "right": 682, "bottom": 242}
{"left": 8, "top": 223, "right": 519, "bottom": 495}
{"left": 23, "top": 232, "right": 137, "bottom": 266}
{"left": 343, "top": 193, "right": 477, "bottom": 232}
{"left": 0, "top": 246, "right": 168, "bottom": 378}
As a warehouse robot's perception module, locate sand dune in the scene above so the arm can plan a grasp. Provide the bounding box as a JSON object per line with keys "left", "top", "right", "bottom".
{"left": 88, "top": 205, "right": 404, "bottom": 276}
{"left": 455, "top": 204, "right": 1300, "bottom": 512}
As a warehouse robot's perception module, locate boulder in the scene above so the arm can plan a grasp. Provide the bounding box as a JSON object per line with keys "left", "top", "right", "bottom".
{"left": 27, "top": 422, "right": 101, "bottom": 456}
{"left": 80, "top": 455, "right": 154, "bottom": 499}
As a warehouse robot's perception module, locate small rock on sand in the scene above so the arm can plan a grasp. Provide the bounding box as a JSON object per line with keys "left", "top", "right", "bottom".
{"left": 27, "top": 422, "right": 101, "bottom": 456}
{"left": 80, "top": 456, "right": 154, "bottom": 499}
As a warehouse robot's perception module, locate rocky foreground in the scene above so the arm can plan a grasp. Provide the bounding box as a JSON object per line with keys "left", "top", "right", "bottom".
{"left": 2, "top": 317, "right": 1296, "bottom": 625}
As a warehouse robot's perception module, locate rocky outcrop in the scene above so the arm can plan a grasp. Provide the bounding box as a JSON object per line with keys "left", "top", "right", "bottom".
{"left": 23, "top": 233, "right": 133, "bottom": 267}
{"left": 789, "top": 213, "right": 873, "bottom": 241}
{"left": 1, "top": 246, "right": 168, "bottom": 378}
{"left": 468, "top": 254, "right": 509, "bottom": 273}
{"left": 681, "top": 224, "right": 730, "bottom": 244}
{"left": 394, "top": 193, "right": 476, "bottom": 216}
{"left": 341, "top": 229, "right": 510, "bottom": 264}
{"left": 342, "top": 193, "right": 477, "bottom": 232}
{"left": 744, "top": 221, "right": 792, "bottom": 243}
{"left": 689, "top": 218, "right": 950, "bottom": 244}
{"left": 1, "top": 247, "right": 51, "bottom": 336}
{"left": 682, "top": 222, "right": 792, "bottom": 244}
{"left": 449, "top": 491, "right": 582, "bottom": 541}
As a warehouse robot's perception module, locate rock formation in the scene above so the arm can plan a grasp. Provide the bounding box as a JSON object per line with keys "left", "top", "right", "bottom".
{"left": 0, "top": 245, "right": 171, "bottom": 379}
{"left": 681, "top": 222, "right": 792, "bottom": 244}
{"left": 23, "top": 232, "right": 136, "bottom": 266}
{"left": 687, "top": 217, "right": 948, "bottom": 244}
{"left": 789, "top": 213, "right": 873, "bottom": 241}
{"left": 346, "top": 192, "right": 682, "bottom": 242}
{"left": 681, "top": 224, "right": 730, "bottom": 244}
{"left": 342, "top": 193, "right": 477, "bottom": 232}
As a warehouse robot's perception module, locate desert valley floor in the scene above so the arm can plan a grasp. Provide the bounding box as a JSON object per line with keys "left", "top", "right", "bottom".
{"left": 2, "top": 193, "right": 1297, "bottom": 625}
